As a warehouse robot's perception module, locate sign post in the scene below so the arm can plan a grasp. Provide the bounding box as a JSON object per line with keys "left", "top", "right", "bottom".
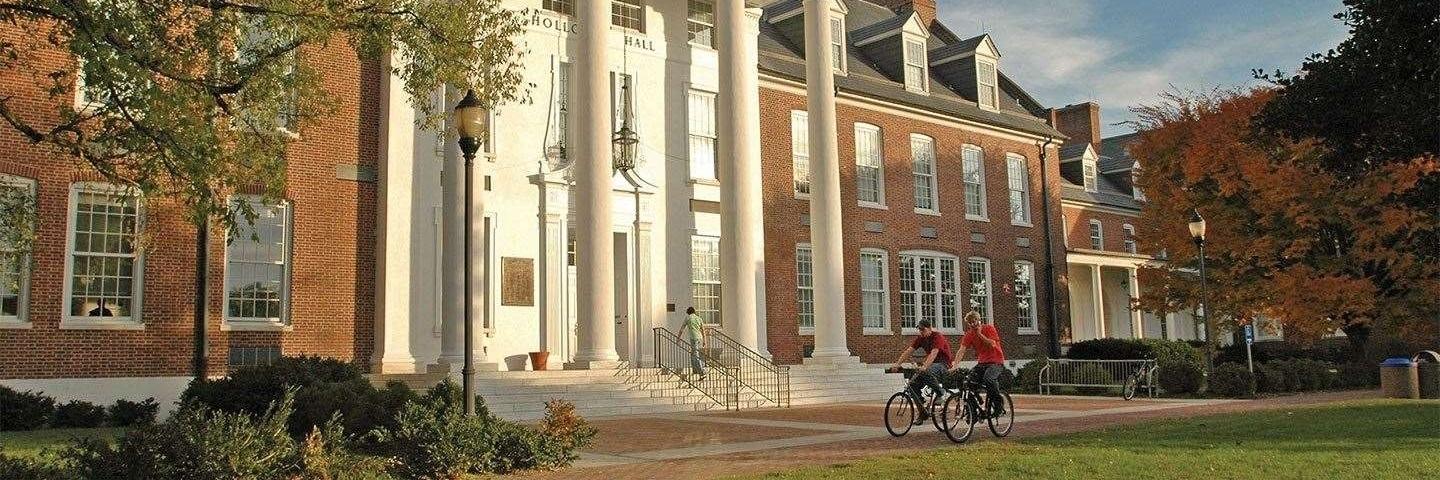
{"left": 1243, "top": 324, "right": 1255, "bottom": 373}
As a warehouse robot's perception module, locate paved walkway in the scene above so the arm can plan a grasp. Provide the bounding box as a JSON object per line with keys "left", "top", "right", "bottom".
{"left": 511, "top": 390, "right": 1375, "bottom": 480}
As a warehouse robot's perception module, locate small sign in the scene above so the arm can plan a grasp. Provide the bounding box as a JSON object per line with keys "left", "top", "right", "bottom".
{"left": 1243, "top": 324, "right": 1255, "bottom": 345}
{"left": 500, "top": 257, "right": 535, "bottom": 306}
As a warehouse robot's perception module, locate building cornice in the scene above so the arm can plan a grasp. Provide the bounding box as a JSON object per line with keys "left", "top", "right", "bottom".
{"left": 1061, "top": 197, "right": 1141, "bottom": 217}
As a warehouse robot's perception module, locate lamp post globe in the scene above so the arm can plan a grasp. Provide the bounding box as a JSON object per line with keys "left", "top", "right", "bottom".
{"left": 453, "top": 89, "right": 487, "bottom": 416}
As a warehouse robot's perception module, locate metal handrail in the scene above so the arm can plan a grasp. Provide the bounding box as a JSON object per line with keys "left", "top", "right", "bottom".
{"left": 652, "top": 327, "right": 741, "bottom": 410}
{"left": 702, "top": 326, "right": 791, "bottom": 407}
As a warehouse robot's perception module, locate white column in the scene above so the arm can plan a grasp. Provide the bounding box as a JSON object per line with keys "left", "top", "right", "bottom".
{"left": 804, "top": 0, "right": 854, "bottom": 362}
{"left": 1128, "top": 267, "right": 1143, "bottom": 338}
{"left": 717, "top": 2, "right": 765, "bottom": 351}
{"left": 534, "top": 179, "right": 569, "bottom": 360}
{"left": 568, "top": 0, "right": 619, "bottom": 368}
{"left": 1090, "top": 265, "right": 1106, "bottom": 338}
{"left": 373, "top": 49, "right": 418, "bottom": 373}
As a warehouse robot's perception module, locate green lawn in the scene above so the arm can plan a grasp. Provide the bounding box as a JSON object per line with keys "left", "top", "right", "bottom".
{"left": 737, "top": 400, "right": 1440, "bottom": 480}
{"left": 0, "top": 427, "right": 126, "bottom": 458}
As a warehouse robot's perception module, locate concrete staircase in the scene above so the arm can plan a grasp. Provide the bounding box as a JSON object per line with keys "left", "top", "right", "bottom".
{"left": 785, "top": 360, "right": 908, "bottom": 406}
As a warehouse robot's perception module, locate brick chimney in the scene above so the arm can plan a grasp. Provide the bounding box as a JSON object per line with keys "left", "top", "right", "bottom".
{"left": 872, "top": 0, "right": 938, "bottom": 27}
{"left": 1049, "top": 102, "right": 1101, "bottom": 149}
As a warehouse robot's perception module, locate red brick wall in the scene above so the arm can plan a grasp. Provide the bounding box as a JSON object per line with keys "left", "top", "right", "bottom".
{"left": 0, "top": 27, "right": 378, "bottom": 379}
{"left": 1061, "top": 205, "right": 1142, "bottom": 254}
{"left": 761, "top": 86, "right": 1069, "bottom": 365}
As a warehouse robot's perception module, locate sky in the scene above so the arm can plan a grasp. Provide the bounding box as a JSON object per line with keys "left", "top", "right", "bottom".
{"left": 936, "top": 0, "right": 1351, "bottom": 137}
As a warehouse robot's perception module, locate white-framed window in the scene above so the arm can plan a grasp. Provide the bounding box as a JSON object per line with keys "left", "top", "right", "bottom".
{"left": 830, "top": 17, "right": 847, "bottom": 74}
{"left": 911, "top": 134, "right": 937, "bottom": 213}
{"left": 236, "top": 18, "right": 298, "bottom": 132}
{"left": 796, "top": 244, "right": 814, "bottom": 330}
{"left": 962, "top": 145, "right": 987, "bottom": 219}
{"left": 1123, "top": 224, "right": 1137, "bottom": 254}
{"left": 225, "top": 197, "right": 292, "bottom": 327}
{"left": 976, "top": 60, "right": 998, "bottom": 110}
{"left": 687, "top": 0, "right": 715, "bottom": 48}
{"left": 542, "top": 0, "right": 573, "bottom": 15}
{"left": 855, "top": 123, "right": 884, "bottom": 206}
{"left": 687, "top": 89, "right": 718, "bottom": 180}
{"left": 1089, "top": 220, "right": 1104, "bottom": 250}
{"left": 612, "top": 0, "right": 645, "bottom": 32}
{"left": 967, "top": 257, "right": 993, "bottom": 324}
{"left": 1006, "top": 153, "right": 1030, "bottom": 225}
{"left": 691, "top": 235, "right": 721, "bottom": 326}
{"left": 62, "top": 183, "right": 143, "bottom": 327}
{"left": 1082, "top": 159, "right": 1098, "bottom": 193}
{"left": 860, "top": 249, "right": 889, "bottom": 331}
{"left": 1014, "top": 261, "right": 1038, "bottom": 334}
{"left": 791, "top": 110, "right": 810, "bottom": 196}
{"left": 0, "top": 175, "right": 35, "bottom": 326}
{"left": 898, "top": 252, "right": 960, "bottom": 332}
{"left": 903, "top": 39, "right": 928, "bottom": 93}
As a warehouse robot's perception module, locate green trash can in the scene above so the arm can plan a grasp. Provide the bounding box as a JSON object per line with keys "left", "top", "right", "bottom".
{"left": 1414, "top": 351, "right": 1440, "bottom": 399}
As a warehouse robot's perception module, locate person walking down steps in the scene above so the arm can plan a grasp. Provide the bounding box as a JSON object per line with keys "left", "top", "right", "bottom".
{"left": 685, "top": 307, "right": 707, "bottom": 381}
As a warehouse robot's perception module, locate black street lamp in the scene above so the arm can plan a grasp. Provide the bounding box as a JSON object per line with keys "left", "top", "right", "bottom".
{"left": 454, "top": 89, "right": 487, "bottom": 416}
{"left": 1188, "top": 209, "right": 1214, "bottom": 376}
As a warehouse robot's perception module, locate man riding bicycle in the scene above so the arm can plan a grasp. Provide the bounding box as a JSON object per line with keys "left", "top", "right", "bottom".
{"left": 888, "top": 320, "right": 952, "bottom": 423}
{"left": 952, "top": 311, "right": 1007, "bottom": 416}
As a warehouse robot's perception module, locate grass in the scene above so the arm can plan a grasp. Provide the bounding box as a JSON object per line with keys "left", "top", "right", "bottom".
{"left": 0, "top": 427, "right": 126, "bottom": 458}
{"left": 737, "top": 399, "right": 1440, "bottom": 480}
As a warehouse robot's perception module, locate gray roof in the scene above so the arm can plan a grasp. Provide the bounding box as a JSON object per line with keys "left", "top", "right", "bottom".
{"left": 1058, "top": 142, "right": 1089, "bottom": 161}
{"left": 848, "top": 14, "right": 908, "bottom": 44}
{"left": 929, "top": 34, "right": 987, "bottom": 60}
{"left": 1057, "top": 131, "right": 1143, "bottom": 211}
{"left": 758, "top": 0, "right": 1062, "bottom": 139}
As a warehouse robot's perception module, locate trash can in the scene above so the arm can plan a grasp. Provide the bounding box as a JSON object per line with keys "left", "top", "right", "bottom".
{"left": 1379, "top": 357, "right": 1419, "bottom": 399}
{"left": 1413, "top": 351, "right": 1440, "bottom": 399}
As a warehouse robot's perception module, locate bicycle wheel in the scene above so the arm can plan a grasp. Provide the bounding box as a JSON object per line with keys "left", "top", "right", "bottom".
{"left": 928, "top": 392, "right": 947, "bottom": 431}
{"left": 884, "top": 392, "right": 915, "bottom": 437}
{"left": 987, "top": 393, "right": 1015, "bottom": 437}
{"left": 940, "top": 392, "right": 975, "bottom": 444}
{"left": 1122, "top": 373, "right": 1139, "bottom": 401}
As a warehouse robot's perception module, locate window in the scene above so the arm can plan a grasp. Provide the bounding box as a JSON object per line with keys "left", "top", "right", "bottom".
{"left": 551, "top": 61, "right": 571, "bottom": 160}
{"left": 1082, "top": 160, "right": 1098, "bottom": 192}
{"left": 236, "top": 18, "right": 298, "bottom": 131}
{"left": 1006, "top": 154, "right": 1030, "bottom": 225}
{"left": 225, "top": 197, "right": 291, "bottom": 326}
{"left": 687, "top": 1, "right": 715, "bottom": 48}
{"left": 542, "top": 0, "right": 573, "bottom": 15}
{"left": 976, "top": 61, "right": 998, "bottom": 110}
{"left": 63, "top": 183, "right": 143, "bottom": 325}
{"left": 792, "top": 111, "right": 810, "bottom": 196}
{"left": 855, "top": 123, "right": 884, "bottom": 205}
{"left": 687, "top": 90, "right": 717, "bottom": 180}
{"left": 1132, "top": 169, "right": 1146, "bottom": 201}
{"left": 0, "top": 176, "right": 34, "bottom": 324}
{"left": 962, "top": 146, "right": 986, "bottom": 219}
{"left": 1014, "top": 261, "right": 1038, "bottom": 333}
{"left": 903, "top": 40, "right": 927, "bottom": 92}
{"left": 1089, "top": 220, "right": 1103, "bottom": 250}
{"left": 860, "top": 250, "right": 888, "bottom": 330}
{"left": 829, "top": 17, "right": 846, "bottom": 73}
{"left": 1123, "top": 224, "right": 1137, "bottom": 254}
{"left": 967, "top": 258, "right": 992, "bottom": 324}
{"left": 796, "top": 245, "right": 814, "bottom": 329}
{"left": 691, "top": 236, "right": 721, "bottom": 326}
{"left": 612, "top": 0, "right": 645, "bottom": 32}
{"left": 898, "top": 252, "right": 960, "bottom": 331}
{"left": 911, "top": 134, "right": 936, "bottom": 212}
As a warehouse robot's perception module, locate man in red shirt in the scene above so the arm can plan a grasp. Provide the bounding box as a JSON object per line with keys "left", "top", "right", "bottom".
{"left": 954, "top": 311, "right": 1008, "bottom": 415}
{"left": 889, "top": 320, "right": 952, "bottom": 423}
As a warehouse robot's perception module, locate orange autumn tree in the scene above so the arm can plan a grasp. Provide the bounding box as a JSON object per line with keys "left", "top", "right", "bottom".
{"left": 1128, "top": 88, "right": 1439, "bottom": 349}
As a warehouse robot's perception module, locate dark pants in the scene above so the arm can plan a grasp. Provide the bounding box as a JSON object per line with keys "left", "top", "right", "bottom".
{"left": 907, "top": 363, "right": 947, "bottom": 411}
{"left": 969, "top": 362, "right": 1005, "bottom": 412}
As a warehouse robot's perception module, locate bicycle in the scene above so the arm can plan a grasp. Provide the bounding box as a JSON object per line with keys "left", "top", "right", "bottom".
{"left": 882, "top": 366, "right": 952, "bottom": 437}
{"left": 938, "top": 374, "right": 1014, "bottom": 444}
{"left": 1121, "top": 359, "right": 1158, "bottom": 401}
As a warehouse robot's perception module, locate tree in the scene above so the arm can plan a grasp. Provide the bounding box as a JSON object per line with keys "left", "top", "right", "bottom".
{"left": 1129, "top": 88, "right": 1439, "bottom": 350}
{"left": 0, "top": 0, "right": 528, "bottom": 232}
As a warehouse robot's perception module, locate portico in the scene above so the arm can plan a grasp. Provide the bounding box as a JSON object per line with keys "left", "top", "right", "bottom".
{"left": 1065, "top": 251, "right": 1201, "bottom": 343}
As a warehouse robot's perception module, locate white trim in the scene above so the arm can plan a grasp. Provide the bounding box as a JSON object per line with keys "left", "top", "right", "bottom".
{"left": 221, "top": 195, "right": 293, "bottom": 329}
{"left": 902, "top": 35, "right": 929, "bottom": 94}
{"left": 854, "top": 122, "right": 885, "bottom": 207}
{"left": 962, "top": 144, "right": 987, "bottom": 221}
{"left": 686, "top": 0, "right": 716, "bottom": 49}
{"left": 976, "top": 59, "right": 999, "bottom": 111}
{"left": 966, "top": 256, "right": 993, "bottom": 325}
{"left": 1122, "top": 223, "right": 1137, "bottom": 254}
{"left": 910, "top": 133, "right": 938, "bottom": 214}
{"left": 0, "top": 174, "right": 35, "bottom": 327}
{"left": 686, "top": 88, "right": 719, "bottom": 181}
{"left": 1082, "top": 158, "right": 1099, "bottom": 193}
{"left": 1006, "top": 152, "right": 1032, "bottom": 226}
{"left": 1088, "top": 219, "right": 1104, "bottom": 250}
{"left": 1060, "top": 198, "right": 1141, "bottom": 217}
{"left": 1014, "top": 260, "right": 1040, "bottom": 335}
{"left": 483, "top": 211, "right": 499, "bottom": 334}
{"left": 859, "top": 248, "right": 890, "bottom": 332}
{"left": 791, "top": 110, "right": 811, "bottom": 197}
{"left": 897, "top": 250, "right": 962, "bottom": 333}
{"left": 829, "top": 15, "right": 848, "bottom": 75}
{"left": 59, "top": 182, "right": 145, "bottom": 329}
{"left": 795, "top": 243, "right": 814, "bottom": 331}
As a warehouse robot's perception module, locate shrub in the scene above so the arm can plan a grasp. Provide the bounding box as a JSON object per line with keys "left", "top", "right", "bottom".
{"left": 1254, "top": 362, "right": 1286, "bottom": 393}
{"left": 1336, "top": 361, "right": 1380, "bottom": 389}
{"left": 1216, "top": 339, "right": 1352, "bottom": 365}
{"left": 1141, "top": 339, "right": 1205, "bottom": 372}
{"left": 0, "top": 387, "right": 55, "bottom": 431}
{"left": 535, "top": 399, "right": 596, "bottom": 469}
{"left": 1066, "top": 338, "right": 1152, "bottom": 360}
{"left": 181, "top": 355, "right": 410, "bottom": 438}
{"left": 1070, "top": 363, "right": 1115, "bottom": 395}
{"left": 1209, "top": 363, "right": 1256, "bottom": 397}
{"left": 106, "top": 398, "right": 159, "bottom": 427}
{"left": 1013, "top": 358, "right": 1047, "bottom": 393}
{"left": 52, "top": 401, "right": 107, "bottom": 428}
{"left": 0, "top": 452, "right": 68, "bottom": 480}
{"left": 372, "top": 389, "right": 497, "bottom": 479}
{"left": 1158, "top": 362, "right": 1204, "bottom": 394}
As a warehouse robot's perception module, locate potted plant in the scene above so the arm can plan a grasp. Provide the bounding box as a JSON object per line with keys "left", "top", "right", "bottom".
{"left": 529, "top": 351, "right": 550, "bottom": 371}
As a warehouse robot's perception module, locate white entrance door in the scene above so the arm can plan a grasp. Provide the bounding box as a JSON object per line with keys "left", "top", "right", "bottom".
{"left": 613, "top": 232, "right": 632, "bottom": 361}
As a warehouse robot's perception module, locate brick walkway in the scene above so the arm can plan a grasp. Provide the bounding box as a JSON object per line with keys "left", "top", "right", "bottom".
{"left": 510, "top": 390, "right": 1377, "bottom": 480}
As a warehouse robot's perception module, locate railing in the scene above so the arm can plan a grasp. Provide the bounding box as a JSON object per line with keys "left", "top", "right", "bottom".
{"left": 652, "top": 327, "right": 741, "bottom": 410}
{"left": 1039, "top": 359, "right": 1158, "bottom": 398}
{"left": 703, "top": 326, "right": 791, "bottom": 408}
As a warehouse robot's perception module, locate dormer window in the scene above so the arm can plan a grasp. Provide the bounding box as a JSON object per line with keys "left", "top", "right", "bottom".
{"left": 1082, "top": 159, "right": 1098, "bottom": 193}
{"left": 1131, "top": 164, "right": 1146, "bottom": 201}
{"left": 976, "top": 60, "right": 998, "bottom": 109}
{"left": 903, "top": 39, "right": 928, "bottom": 93}
{"left": 830, "top": 17, "right": 847, "bottom": 74}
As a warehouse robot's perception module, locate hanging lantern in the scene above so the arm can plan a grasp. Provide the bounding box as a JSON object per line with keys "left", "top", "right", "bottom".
{"left": 612, "top": 122, "right": 638, "bottom": 172}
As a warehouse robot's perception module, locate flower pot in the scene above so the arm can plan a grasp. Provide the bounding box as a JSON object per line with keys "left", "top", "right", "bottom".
{"left": 529, "top": 351, "right": 550, "bottom": 371}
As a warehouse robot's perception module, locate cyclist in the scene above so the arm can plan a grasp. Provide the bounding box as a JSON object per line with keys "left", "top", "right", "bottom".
{"left": 952, "top": 311, "right": 1007, "bottom": 416}
{"left": 888, "top": 320, "right": 953, "bottom": 423}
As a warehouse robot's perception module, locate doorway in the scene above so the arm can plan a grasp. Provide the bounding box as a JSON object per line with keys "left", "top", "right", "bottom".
{"left": 613, "top": 231, "right": 633, "bottom": 361}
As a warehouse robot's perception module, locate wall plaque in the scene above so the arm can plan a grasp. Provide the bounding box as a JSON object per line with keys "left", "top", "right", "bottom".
{"left": 501, "top": 257, "right": 535, "bottom": 306}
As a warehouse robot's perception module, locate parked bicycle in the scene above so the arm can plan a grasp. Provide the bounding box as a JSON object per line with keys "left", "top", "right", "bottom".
{"left": 882, "top": 366, "right": 954, "bottom": 436}
{"left": 1121, "top": 358, "right": 1159, "bottom": 401}
{"left": 938, "top": 374, "right": 1014, "bottom": 443}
